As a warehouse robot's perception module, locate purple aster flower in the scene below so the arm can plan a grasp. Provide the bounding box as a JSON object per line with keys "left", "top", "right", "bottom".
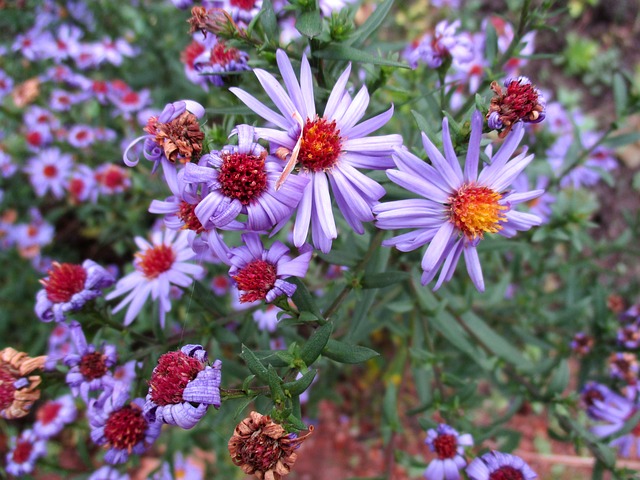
{"left": 112, "top": 360, "right": 139, "bottom": 392}
{"left": 374, "top": 111, "right": 543, "bottom": 291}
{"left": 5, "top": 429, "right": 47, "bottom": 476}
{"left": 105, "top": 228, "right": 205, "bottom": 327}
{"left": 487, "top": 76, "right": 546, "bottom": 138}
{"left": 608, "top": 352, "right": 638, "bottom": 385}
{"left": 405, "top": 20, "right": 474, "bottom": 69}
{"left": 590, "top": 388, "right": 640, "bottom": 458}
{"left": 67, "top": 164, "right": 98, "bottom": 204}
{"left": 33, "top": 394, "right": 77, "bottom": 439}
{"left": 511, "top": 173, "right": 554, "bottom": 224}
{"left": 12, "top": 28, "right": 53, "bottom": 61}
{"left": 67, "top": 124, "right": 95, "bottom": 148}
{"left": 24, "top": 106, "right": 61, "bottom": 134}
{"left": 73, "top": 43, "right": 103, "bottom": 70}
{"left": 44, "top": 322, "right": 74, "bottom": 371}
{"left": 90, "top": 466, "right": 130, "bottom": 480}
{"left": 581, "top": 382, "right": 631, "bottom": 421}
{"left": 64, "top": 322, "right": 117, "bottom": 401}
{"left": 150, "top": 452, "right": 205, "bottom": 480}
{"left": 231, "top": 50, "right": 403, "bottom": 253}
{"left": 424, "top": 424, "right": 473, "bottom": 480}
{"left": 89, "top": 385, "right": 162, "bottom": 465}
{"left": 192, "top": 37, "right": 251, "bottom": 88}
{"left": 50, "top": 88, "right": 80, "bottom": 111}
{"left": 44, "top": 24, "right": 82, "bottom": 62}
{"left": 0, "top": 151, "right": 17, "bottom": 178}
{"left": 35, "top": 259, "right": 115, "bottom": 322}
{"left": 97, "top": 37, "right": 137, "bottom": 66}
{"left": 211, "top": 232, "right": 312, "bottom": 303}
{"left": 25, "top": 126, "right": 54, "bottom": 152}
{"left": 184, "top": 124, "right": 309, "bottom": 232}
{"left": 570, "top": 332, "right": 594, "bottom": 356}
{"left": 108, "top": 84, "right": 151, "bottom": 117}
{"left": 24, "top": 147, "right": 74, "bottom": 199}
{"left": 12, "top": 208, "right": 55, "bottom": 258}
{"left": 0, "top": 69, "right": 14, "bottom": 100}
{"left": 143, "top": 345, "right": 222, "bottom": 430}
{"left": 466, "top": 451, "right": 537, "bottom": 480}
{"left": 618, "top": 321, "right": 640, "bottom": 349}
{"left": 124, "top": 99, "right": 205, "bottom": 171}
{"left": 253, "top": 305, "right": 282, "bottom": 332}
{"left": 94, "top": 163, "right": 131, "bottom": 196}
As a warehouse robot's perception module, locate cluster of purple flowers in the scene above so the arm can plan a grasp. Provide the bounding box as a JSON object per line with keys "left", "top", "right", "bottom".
{"left": 422, "top": 423, "right": 537, "bottom": 480}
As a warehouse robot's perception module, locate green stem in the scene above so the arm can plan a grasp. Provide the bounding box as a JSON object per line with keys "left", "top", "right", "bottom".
{"left": 322, "top": 229, "right": 386, "bottom": 320}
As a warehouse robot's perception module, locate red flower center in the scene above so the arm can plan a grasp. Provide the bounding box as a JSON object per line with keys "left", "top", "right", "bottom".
{"left": 298, "top": 117, "right": 342, "bottom": 172}
{"left": 581, "top": 388, "right": 604, "bottom": 407}
{"left": 79, "top": 352, "right": 108, "bottom": 380}
{"left": 448, "top": 183, "right": 506, "bottom": 240}
{"left": 230, "top": 0, "right": 257, "bottom": 10}
{"left": 210, "top": 42, "right": 241, "bottom": 67}
{"left": 502, "top": 80, "right": 540, "bottom": 120}
{"left": 433, "top": 433, "right": 457, "bottom": 459}
{"left": 122, "top": 91, "right": 140, "bottom": 105}
{"left": 76, "top": 130, "right": 89, "bottom": 141}
{"left": 238, "top": 433, "right": 282, "bottom": 472}
{"left": 218, "top": 151, "right": 268, "bottom": 205}
{"left": 37, "top": 401, "right": 63, "bottom": 425}
{"left": 178, "top": 201, "right": 205, "bottom": 233}
{"left": 68, "top": 178, "right": 86, "bottom": 200}
{"left": 43, "top": 164, "right": 58, "bottom": 178}
{"left": 104, "top": 404, "right": 147, "bottom": 451}
{"left": 181, "top": 41, "right": 206, "bottom": 69}
{"left": 136, "top": 244, "right": 176, "bottom": 279}
{"left": 96, "top": 166, "right": 127, "bottom": 189}
{"left": 43, "top": 262, "right": 87, "bottom": 303}
{"left": 12, "top": 439, "right": 33, "bottom": 464}
{"left": 233, "top": 260, "right": 277, "bottom": 303}
{"left": 26, "top": 131, "right": 42, "bottom": 146}
{"left": 148, "top": 351, "right": 204, "bottom": 406}
{"left": 489, "top": 466, "right": 524, "bottom": 480}
{"left": 0, "top": 367, "right": 17, "bottom": 410}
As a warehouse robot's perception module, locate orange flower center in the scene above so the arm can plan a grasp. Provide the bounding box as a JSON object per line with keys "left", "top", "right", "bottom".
{"left": 218, "top": 151, "right": 268, "bottom": 205}
{"left": 104, "top": 404, "right": 147, "bottom": 451}
{"left": 448, "top": 183, "right": 506, "bottom": 240}
{"left": 298, "top": 117, "right": 342, "bottom": 172}
{"left": 178, "top": 201, "right": 205, "bottom": 233}
{"left": 43, "top": 263, "right": 87, "bottom": 303}
{"left": 149, "top": 351, "right": 204, "bottom": 406}
{"left": 136, "top": 245, "right": 176, "bottom": 279}
{"left": 233, "top": 260, "right": 277, "bottom": 303}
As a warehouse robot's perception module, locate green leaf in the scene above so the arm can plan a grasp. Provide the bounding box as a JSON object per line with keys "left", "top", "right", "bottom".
{"left": 266, "top": 365, "right": 286, "bottom": 403}
{"left": 613, "top": 72, "right": 627, "bottom": 119}
{"left": 346, "top": 0, "right": 393, "bottom": 47}
{"left": 251, "top": 350, "right": 290, "bottom": 368}
{"left": 316, "top": 249, "right": 358, "bottom": 267}
{"left": 240, "top": 345, "right": 270, "bottom": 382}
{"left": 290, "top": 277, "right": 324, "bottom": 319}
{"left": 460, "top": 312, "right": 535, "bottom": 373}
{"left": 323, "top": 339, "right": 379, "bottom": 364}
{"left": 283, "top": 370, "right": 317, "bottom": 396}
{"left": 313, "top": 45, "right": 408, "bottom": 68}
{"left": 361, "top": 271, "right": 409, "bottom": 289}
{"left": 300, "top": 322, "right": 333, "bottom": 365}
{"left": 285, "top": 413, "right": 308, "bottom": 431}
{"left": 484, "top": 22, "right": 498, "bottom": 65}
{"left": 258, "top": 0, "right": 278, "bottom": 40}
{"left": 603, "top": 131, "right": 640, "bottom": 149}
{"left": 191, "top": 281, "right": 225, "bottom": 315}
{"left": 546, "top": 359, "right": 570, "bottom": 396}
{"left": 411, "top": 110, "right": 438, "bottom": 139}
{"left": 296, "top": 10, "right": 322, "bottom": 38}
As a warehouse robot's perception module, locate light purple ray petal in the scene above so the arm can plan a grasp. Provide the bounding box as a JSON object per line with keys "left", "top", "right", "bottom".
{"left": 324, "top": 63, "right": 352, "bottom": 120}
{"left": 300, "top": 55, "right": 316, "bottom": 118}
{"left": 313, "top": 172, "right": 337, "bottom": 239}
{"left": 254, "top": 68, "right": 299, "bottom": 120}
{"left": 346, "top": 104, "right": 394, "bottom": 139}
{"left": 463, "top": 245, "right": 484, "bottom": 292}
{"left": 293, "top": 175, "right": 313, "bottom": 247}
{"left": 464, "top": 110, "right": 483, "bottom": 181}
{"left": 230, "top": 87, "right": 290, "bottom": 129}
{"left": 336, "top": 85, "right": 369, "bottom": 132}
{"left": 422, "top": 131, "right": 463, "bottom": 190}
{"left": 421, "top": 221, "right": 455, "bottom": 272}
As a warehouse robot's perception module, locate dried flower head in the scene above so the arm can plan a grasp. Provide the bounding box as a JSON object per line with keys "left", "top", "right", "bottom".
{"left": 188, "top": 6, "right": 243, "bottom": 38}
{"left": 487, "top": 76, "right": 545, "bottom": 138}
{"left": 0, "top": 348, "right": 46, "bottom": 419}
{"left": 228, "top": 411, "right": 313, "bottom": 480}
{"left": 145, "top": 110, "right": 204, "bottom": 164}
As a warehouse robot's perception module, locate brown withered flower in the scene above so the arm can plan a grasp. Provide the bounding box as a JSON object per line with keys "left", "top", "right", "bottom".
{"left": 188, "top": 6, "right": 245, "bottom": 39}
{"left": 145, "top": 111, "right": 205, "bottom": 164}
{"left": 486, "top": 76, "right": 546, "bottom": 138}
{"left": 0, "top": 348, "right": 47, "bottom": 419}
{"left": 12, "top": 78, "right": 40, "bottom": 108}
{"left": 228, "top": 411, "right": 313, "bottom": 480}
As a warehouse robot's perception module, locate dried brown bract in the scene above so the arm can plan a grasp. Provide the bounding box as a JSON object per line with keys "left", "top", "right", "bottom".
{"left": 0, "top": 347, "right": 47, "bottom": 419}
